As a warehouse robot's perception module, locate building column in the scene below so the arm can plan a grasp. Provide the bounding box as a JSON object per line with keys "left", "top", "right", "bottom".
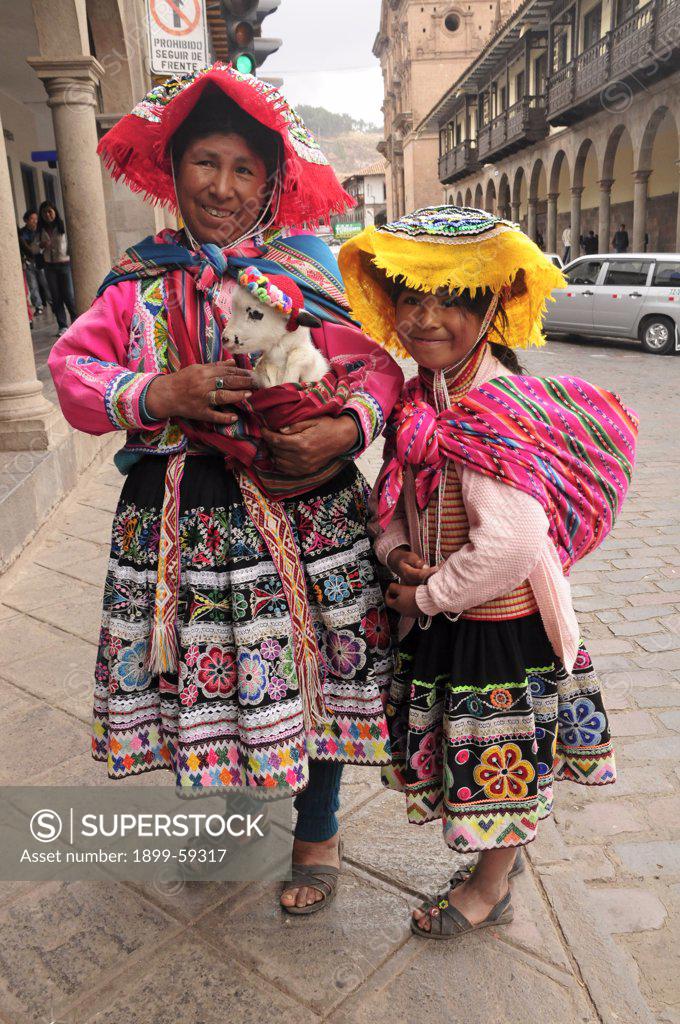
{"left": 527, "top": 197, "right": 538, "bottom": 241}
{"left": 511, "top": 199, "right": 520, "bottom": 222}
{"left": 598, "top": 178, "right": 614, "bottom": 254}
{"left": 675, "top": 162, "right": 680, "bottom": 252}
{"left": 0, "top": 114, "right": 57, "bottom": 450}
{"left": 632, "top": 169, "right": 651, "bottom": 252}
{"left": 546, "top": 192, "right": 559, "bottom": 252}
{"left": 570, "top": 186, "right": 584, "bottom": 259}
{"left": 27, "top": 56, "right": 111, "bottom": 315}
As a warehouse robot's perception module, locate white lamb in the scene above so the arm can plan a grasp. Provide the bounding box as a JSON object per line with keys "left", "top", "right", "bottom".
{"left": 221, "top": 267, "right": 330, "bottom": 389}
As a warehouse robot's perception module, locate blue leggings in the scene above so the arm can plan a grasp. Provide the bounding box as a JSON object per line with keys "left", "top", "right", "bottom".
{"left": 294, "top": 760, "right": 343, "bottom": 842}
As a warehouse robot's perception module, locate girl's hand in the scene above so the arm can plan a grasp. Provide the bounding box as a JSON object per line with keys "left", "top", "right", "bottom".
{"left": 260, "top": 414, "right": 359, "bottom": 476}
{"left": 385, "top": 582, "right": 422, "bottom": 618}
{"left": 144, "top": 362, "right": 257, "bottom": 426}
{"left": 387, "top": 547, "right": 436, "bottom": 584}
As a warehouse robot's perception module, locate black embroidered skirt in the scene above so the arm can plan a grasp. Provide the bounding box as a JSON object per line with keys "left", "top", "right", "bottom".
{"left": 381, "top": 610, "right": 615, "bottom": 852}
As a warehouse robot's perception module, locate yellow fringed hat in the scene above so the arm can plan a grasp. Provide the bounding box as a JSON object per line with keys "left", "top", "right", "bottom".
{"left": 338, "top": 205, "right": 566, "bottom": 356}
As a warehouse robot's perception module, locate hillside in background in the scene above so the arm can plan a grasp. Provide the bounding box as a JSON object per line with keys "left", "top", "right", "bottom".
{"left": 297, "top": 104, "right": 383, "bottom": 179}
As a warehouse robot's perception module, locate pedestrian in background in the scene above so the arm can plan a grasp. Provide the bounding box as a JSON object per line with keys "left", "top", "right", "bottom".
{"left": 341, "top": 205, "right": 637, "bottom": 941}
{"left": 582, "top": 229, "right": 598, "bottom": 255}
{"left": 612, "top": 223, "right": 629, "bottom": 253}
{"left": 18, "top": 209, "right": 48, "bottom": 314}
{"left": 38, "top": 200, "right": 76, "bottom": 336}
{"left": 562, "top": 224, "right": 571, "bottom": 263}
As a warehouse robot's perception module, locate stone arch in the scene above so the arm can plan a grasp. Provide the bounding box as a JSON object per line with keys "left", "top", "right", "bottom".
{"left": 474, "top": 182, "right": 484, "bottom": 208}
{"left": 485, "top": 177, "right": 497, "bottom": 213}
{"left": 638, "top": 105, "right": 680, "bottom": 250}
{"left": 86, "top": 0, "right": 140, "bottom": 113}
{"left": 572, "top": 138, "right": 601, "bottom": 249}
{"left": 32, "top": 0, "right": 90, "bottom": 58}
{"left": 549, "top": 149, "right": 571, "bottom": 195}
{"left": 638, "top": 104, "right": 676, "bottom": 170}
{"left": 602, "top": 124, "right": 628, "bottom": 181}
{"left": 602, "top": 124, "right": 635, "bottom": 249}
{"left": 530, "top": 157, "right": 546, "bottom": 202}
{"left": 456, "top": 189, "right": 463, "bottom": 206}
{"left": 529, "top": 158, "right": 548, "bottom": 243}
{"left": 464, "top": 186, "right": 473, "bottom": 206}
{"left": 573, "top": 138, "right": 599, "bottom": 190}
{"left": 512, "top": 165, "right": 525, "bottom": 207}
{"left": 497, "top": 172, "right": 511, "bottom": 218}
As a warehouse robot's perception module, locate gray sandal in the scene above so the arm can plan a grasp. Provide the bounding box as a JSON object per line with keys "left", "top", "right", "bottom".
{"left": 280, "top": 838, "right": 343, "bottom": 915}
{"left": 411, "top": 890, "right": 514, "bottom": 940}
{"left": 448, "top": 848, "right": 525, "bottom": 890}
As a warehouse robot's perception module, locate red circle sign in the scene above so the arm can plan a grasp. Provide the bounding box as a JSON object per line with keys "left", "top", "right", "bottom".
{"left": 150, "top": 0, "right": 201, "bottom": 37}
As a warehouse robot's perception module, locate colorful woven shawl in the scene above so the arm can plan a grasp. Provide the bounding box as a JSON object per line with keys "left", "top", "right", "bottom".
{"left": 98, "top": 228, "right": 353, "bottom": 324}
{"left": 100, "top": 228, "right": 363, "bottom": 499}
{"left": 377, "top": 373, "right": 639, "bottom": 572}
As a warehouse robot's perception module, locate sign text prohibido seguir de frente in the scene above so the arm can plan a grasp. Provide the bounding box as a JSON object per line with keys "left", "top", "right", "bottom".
{"left": 146, "top": 0, "right": 210, "bottom": 76}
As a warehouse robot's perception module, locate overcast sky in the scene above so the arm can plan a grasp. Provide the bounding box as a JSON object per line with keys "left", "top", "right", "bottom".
{"left": 260, "top": 0, "right": 384, "bottom": 124}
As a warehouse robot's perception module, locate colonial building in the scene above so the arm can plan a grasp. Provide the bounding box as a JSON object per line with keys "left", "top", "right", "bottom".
{"left": 342, "top": 160, "right": 388, "bottom": 227}
{"left": 0, "top": 0, "right": 235, "bottom": 568}
{"left": 374, "top": 0, "right": 522, "bottom": 218}
{"left": 422, "top": 0, "right": 680, "bottom": 252}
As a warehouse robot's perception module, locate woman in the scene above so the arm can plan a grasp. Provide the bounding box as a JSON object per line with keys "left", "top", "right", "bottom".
{"left": 48, "top": 64, "right": 403, "bottom": 914}
{"left": 38, "top": 200, "right": 76, "bottom": 335}
{"left": 340, "top": 206, "right": 636, "bottom": 937}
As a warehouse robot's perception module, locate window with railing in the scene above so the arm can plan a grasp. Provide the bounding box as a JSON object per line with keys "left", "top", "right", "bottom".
{"left": 554, "top": 31, "right": 569, "bottom": 69}
{"left": 534, "top": 52, "right": 547, "bottom": 93}
{"left": 583, "top": 3, "right": 602, "bottom": 49}
{"left": 615, "top": 0, "right": 638, "bottom": 23}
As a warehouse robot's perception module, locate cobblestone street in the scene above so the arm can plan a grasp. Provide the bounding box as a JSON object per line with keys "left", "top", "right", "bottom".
{"left": 0, "top": 336, "right": 678, "bottom": 1024}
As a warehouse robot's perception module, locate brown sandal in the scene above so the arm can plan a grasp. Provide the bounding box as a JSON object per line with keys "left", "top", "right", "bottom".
{"left": 280, "top": 838, "right": 343, "bottom": 916}
{"left": 411, "top": 890, "right": 514, "bottom": 940}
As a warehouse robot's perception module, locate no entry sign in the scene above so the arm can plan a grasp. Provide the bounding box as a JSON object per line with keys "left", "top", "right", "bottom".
{"left": 146, "top": 0, "right": 210, "bottom": 75}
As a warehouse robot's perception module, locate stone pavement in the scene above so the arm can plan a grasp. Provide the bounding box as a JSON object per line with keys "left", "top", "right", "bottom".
{"left": 0, "top": 337, "right": 678, "bottom": 1024}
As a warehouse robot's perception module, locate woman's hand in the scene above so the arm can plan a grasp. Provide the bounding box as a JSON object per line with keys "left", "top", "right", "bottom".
{"left": 260, "top": 414, "right": 359, "bottom": 476}
{"left": 144, "top": 362, "right": 256, "bottom": 426}
{"left": 385, "top": 582, "right": 422, "bottom": 618}
{"left": 387, "top": 547, "right": 436, "bottom": 584}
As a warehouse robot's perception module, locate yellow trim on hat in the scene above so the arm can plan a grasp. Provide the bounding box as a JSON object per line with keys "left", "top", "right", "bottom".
{"left": 338, "top": 220, "right": 566, "bottom": 357}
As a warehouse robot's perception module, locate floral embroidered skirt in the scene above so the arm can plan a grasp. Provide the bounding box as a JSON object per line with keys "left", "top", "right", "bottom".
{"left": 92, "top": 454, "right": 393, "bottom": 791}
{"left": 381, "top": 611, "right": 615, "bottom": 852}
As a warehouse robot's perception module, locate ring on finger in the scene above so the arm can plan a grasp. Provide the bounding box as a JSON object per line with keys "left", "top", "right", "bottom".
{"left": 215, "top": 377, "right": 225, "bottom": 390}
{"left": 208, "top": 390, "right": 218, "bottom": 406}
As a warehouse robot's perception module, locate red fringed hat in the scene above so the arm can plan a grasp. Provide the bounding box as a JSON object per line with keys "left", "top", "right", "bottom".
{"left": 97, "top": 62, "right": 354, "bottom": 229}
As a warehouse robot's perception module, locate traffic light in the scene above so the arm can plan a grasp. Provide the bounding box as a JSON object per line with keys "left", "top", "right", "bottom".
{"left": 220, "top": 0, "right": 282, "bottom": 75}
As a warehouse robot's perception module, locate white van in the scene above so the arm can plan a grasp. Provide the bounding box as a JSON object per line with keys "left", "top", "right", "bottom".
{"left": 544, "top": 254, "right": 680, "bottom": 354}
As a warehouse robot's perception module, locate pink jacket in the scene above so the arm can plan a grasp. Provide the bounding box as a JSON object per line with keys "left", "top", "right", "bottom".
{"left": 371, "top": 347, "right": 580, "bottom": 673}
{"left": 48, "top": 268, "right": 404, "bottom": 459}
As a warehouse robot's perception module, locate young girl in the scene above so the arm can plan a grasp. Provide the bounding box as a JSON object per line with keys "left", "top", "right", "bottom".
{"left": 339, "top": 206, "right": 638, "bottom": 939}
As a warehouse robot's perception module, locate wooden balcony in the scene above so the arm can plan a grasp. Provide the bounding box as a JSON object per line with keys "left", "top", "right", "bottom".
{"left": 610, "top": 2, "right": 655, "bottom": 80}
{"left": 438, "top": 140, "right": 480, "bottom": 183}
{"left": 476, "top": 97, "right": 548, "bottom": 162}
{"left": 657, "top": 0, "right": 680, "bottom": 40}
{"left": 575, "top": 36, "right": 610, "bottom": 100}
{"left": 548, "top": 0, "right": 679, "bottom": 125}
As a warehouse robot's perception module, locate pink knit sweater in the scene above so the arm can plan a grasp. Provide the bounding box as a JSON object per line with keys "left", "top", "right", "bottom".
{"left": 371, "top": 346, "right": 580, "bottom": 673}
